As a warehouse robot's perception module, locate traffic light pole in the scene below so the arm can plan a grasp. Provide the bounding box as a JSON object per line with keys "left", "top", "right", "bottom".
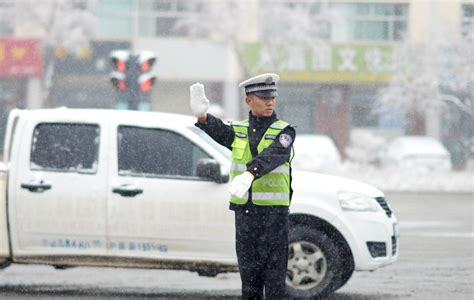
{"left": 126, "top": 55, "right": 140, "bottom": 110}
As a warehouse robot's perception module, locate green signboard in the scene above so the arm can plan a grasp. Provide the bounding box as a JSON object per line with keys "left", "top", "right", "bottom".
{"left": 243, "top": 42, "right": 394, "bottom": 83}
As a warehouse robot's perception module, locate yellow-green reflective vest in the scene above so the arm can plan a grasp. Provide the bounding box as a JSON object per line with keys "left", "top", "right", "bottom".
{"left": 230, "top": 119, "right": 291, "bottom": 206}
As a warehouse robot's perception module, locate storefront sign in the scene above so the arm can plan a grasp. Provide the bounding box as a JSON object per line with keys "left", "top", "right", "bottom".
{"left": 0, "top": 39, "right": 43, "bottom": 78}
{"left": 243, "top": 42, "right": 393, "bottom": 83}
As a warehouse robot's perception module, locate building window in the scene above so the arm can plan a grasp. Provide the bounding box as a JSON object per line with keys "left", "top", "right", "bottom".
{"left": 95, "top": 0, "right": 134, "bottom": 39}
{"left": 330, "top": 2, "right": 409, "bottom": 41}
{"left": 137, "top": 0, "right": 204, "bottom": 37}
{"left": 259, "top": 1, "right": 408, "bottom": 42}
{"left": 95, "top": 0, "right": 205, "bottom": 38}
{"left": 461, "top": 4, "right": 474, "bottom": 38}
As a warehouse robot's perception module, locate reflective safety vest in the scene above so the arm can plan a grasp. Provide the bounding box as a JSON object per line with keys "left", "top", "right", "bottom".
{"left": 230, "top": 119, "right": 291, "bottom": 206}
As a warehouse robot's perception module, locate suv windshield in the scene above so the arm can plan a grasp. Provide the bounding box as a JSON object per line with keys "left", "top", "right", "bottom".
{"left": 189, "top": 127, "right": 231, "bottom": 161}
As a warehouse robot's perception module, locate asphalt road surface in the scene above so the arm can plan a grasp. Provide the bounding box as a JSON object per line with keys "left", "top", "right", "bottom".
{"left": 0, "top": 191, "right": 472, "bottom": 299}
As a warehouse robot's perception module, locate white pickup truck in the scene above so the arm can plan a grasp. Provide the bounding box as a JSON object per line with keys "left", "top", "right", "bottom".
{"left": 0, "top": 108, "right": 399, "bottom": 298}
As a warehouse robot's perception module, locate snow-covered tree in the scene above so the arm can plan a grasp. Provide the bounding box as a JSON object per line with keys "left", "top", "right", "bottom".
{"left": 374, "top": 27, "right": 474, "bottom": 168}
{"left": 374, "top": 28, "right": 474, "bottom": 134}
{"left": 0, "top": 0, "right": 97, "bottom": 105}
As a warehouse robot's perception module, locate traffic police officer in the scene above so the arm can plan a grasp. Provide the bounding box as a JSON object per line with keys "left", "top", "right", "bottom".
{"left": 190, "top": 73, "right": 295, "bottom": 299}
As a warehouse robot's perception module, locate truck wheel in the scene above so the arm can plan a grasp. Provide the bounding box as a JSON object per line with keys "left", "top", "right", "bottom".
{"left": 285, "top": 226, "right": 343, "bottom": 299}
{"left": 0, "top": 259, "right": 11, "bottom": 270}
{"left": 196, "top": 270, "right": 219, "bottom": 277}
{"left": 53, "top": 265, "right": 74, "bottom": 270}
{"left": 329, "top": 258, "right": 354, "bottom": 293}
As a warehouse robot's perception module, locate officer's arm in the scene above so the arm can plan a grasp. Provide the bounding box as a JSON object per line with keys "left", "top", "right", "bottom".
{"left": 195, "top": 113, "right": 234, "bottom": 150}
{"left": 246, "top": 126, "right": 295, "bottom": 178}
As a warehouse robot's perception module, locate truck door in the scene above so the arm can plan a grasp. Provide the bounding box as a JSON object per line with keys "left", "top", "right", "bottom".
{"left": 107, "top": 125, "right": 234, "bottom": 262}
{"left": 9, "top": 121, "right": 108, "bottom": 257}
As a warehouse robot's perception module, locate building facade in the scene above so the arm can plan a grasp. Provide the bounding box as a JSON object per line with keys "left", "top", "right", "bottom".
{"left": 1, "top": 0, "right": 472, "bottom": 159}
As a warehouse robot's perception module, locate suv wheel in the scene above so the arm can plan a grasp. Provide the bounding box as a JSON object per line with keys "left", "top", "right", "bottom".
{"left": 286, "top": 226, "right": 343, "bottom": 298}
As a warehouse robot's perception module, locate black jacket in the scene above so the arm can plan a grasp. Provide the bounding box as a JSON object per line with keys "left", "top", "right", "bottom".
{"left": 195, "top": 112, "right": 295, "bottom": 212}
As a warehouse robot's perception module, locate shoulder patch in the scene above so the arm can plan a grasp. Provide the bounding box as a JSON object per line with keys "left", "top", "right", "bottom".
{"left": 279, "top": 133, "right": 293, "bottom": 148}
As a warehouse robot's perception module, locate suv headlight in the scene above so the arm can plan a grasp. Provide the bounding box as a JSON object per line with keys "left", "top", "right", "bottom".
{"left": 338, "top": 191, "right": 380, "bottom": 212}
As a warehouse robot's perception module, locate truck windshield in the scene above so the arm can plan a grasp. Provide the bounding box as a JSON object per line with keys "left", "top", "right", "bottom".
{"left": 189, "top": 127, "right": 231, "bottom": 161}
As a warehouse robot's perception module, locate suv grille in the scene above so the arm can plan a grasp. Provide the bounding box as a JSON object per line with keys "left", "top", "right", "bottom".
{"left": 375, "top": 197, "right": 392, "bottom": 217}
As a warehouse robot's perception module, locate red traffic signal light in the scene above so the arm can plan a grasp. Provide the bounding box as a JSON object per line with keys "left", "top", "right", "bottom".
{"left": 138, "top": 73, "right": 156, "bottom": 93}
{"left": 136, "top": 50, "right": 156, "bottom": 72}
{"left": 110, "top": 50, "right": 130, "bottom": 72}
{"left": 110, "top": 71, "right": 127, "bottom": 91}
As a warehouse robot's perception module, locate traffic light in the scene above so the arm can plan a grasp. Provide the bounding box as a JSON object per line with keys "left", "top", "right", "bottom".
{"left": 136, "top": 50, "right": 156, "bottom": 93}
{"left": 110, "top": 50, "right": 130, "bottom": 92}
{"left": 109, "top": 50, "right": 157, "bottom": 110}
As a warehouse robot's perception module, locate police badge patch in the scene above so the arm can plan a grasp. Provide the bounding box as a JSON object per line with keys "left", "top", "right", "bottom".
{"left": 279, "top": 134, "right": 292, "bottom": 148}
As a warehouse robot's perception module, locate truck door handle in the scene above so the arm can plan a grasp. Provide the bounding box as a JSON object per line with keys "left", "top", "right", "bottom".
{"left": 112, "top": 185, "right": 143, "bottom": 197}
{"left": 21, "top": 183, "right": 52, "bottom": 193}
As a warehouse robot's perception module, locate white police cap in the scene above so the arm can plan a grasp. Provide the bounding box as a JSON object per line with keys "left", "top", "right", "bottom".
{"left": 238, "top": 73, "right": 280, "bottom": 98}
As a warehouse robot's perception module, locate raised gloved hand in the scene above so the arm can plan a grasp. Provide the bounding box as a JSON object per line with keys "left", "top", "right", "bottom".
{"left": 190, "top": 83, "right": 209, "bottom": 118}
{"left": 229, "top": 171, "right": 255, "bottom": 199}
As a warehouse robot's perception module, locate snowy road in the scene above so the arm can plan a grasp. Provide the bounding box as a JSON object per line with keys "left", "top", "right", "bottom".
{"left": 0, "top": 191, "right": 472, "bottom": 299}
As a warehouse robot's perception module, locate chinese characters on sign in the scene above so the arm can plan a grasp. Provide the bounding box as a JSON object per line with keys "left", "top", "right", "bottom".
{"left": 0, "top": 39, "right": 43, "bottom": 78}
{"left": 245, "top": 42, "right": 393, "bottom": 83}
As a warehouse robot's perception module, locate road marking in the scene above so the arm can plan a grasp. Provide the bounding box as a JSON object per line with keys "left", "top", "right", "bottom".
{"left": 400, "top": 221, "right": 464, "bottom": 229}
{"left": 403, "top": 231, "right": 474, "bottom": 238}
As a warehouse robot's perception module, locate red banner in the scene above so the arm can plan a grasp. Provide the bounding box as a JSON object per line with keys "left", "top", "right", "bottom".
{"left": 0, "top": 39, "right": 43, "bottom": 78}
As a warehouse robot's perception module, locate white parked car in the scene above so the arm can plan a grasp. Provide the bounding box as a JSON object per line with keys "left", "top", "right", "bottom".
{"left": 380, "top": 136, "right": 452, "bottom": 172}
{"left": 291, "top": 134, "right": 342, "bottom": 172}
{"left": 0, "top": 108, "right": 398, "bottom": 298}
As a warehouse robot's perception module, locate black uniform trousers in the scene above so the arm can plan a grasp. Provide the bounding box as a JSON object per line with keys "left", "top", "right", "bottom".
{"left": 235, "top": 204, "right": 289, "bottom": 299}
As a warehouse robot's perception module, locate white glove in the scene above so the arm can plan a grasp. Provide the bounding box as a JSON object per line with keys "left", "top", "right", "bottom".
{"left": 190, "top": 83, "right": 209, "bottom": 117}
{"left": 229, "top": 171, "right": 255, "bottom": 199}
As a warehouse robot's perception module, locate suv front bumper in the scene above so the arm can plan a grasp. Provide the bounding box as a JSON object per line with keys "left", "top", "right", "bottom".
{"left": 332, "top": 210, "right": 399, "bottom": 271}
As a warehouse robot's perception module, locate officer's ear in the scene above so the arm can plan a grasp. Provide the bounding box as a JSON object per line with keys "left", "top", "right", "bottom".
{"left": 245, "top": 95, "right": 252, "bottom": 106}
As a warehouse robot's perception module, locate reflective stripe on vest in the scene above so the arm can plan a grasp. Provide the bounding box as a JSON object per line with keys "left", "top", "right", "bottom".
{"left": 230, "top": 119, "right": 291, "bottom": 206}
{"left": 231, "top": 163, "right": 290, "bottom": 174}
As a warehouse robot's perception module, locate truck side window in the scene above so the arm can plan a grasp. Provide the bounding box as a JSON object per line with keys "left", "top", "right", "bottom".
{"left": 30, "top": 123, "right": 99, "bottom": 173}
{"left": 118, "top": 126, "right": 210, "bottom": 178}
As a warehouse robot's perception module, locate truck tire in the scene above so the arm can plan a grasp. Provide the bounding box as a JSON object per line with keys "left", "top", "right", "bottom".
{"left": 329, "top": 257, "right": 354, "bottom": 293}
{"left": 285, "top": 226, "right": 344, "bottom": 299}
{"left": 53, "top": 265, "right": 74, "bottom": 270}
{"left": 0, "top": 259, "right": 11, "bottom": 270}
{"left": 196, "top": 269, "right": 219, "bottom": 277}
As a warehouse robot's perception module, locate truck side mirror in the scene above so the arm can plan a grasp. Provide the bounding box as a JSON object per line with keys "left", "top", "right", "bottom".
{"left": 196, "top": 159, "right": 228, "bottom": 183}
